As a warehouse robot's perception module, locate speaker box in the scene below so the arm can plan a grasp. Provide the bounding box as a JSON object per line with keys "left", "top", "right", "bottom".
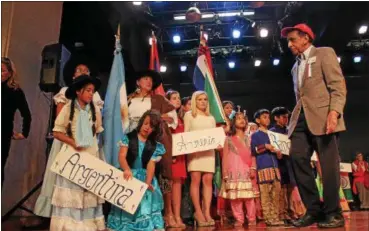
{"left": 39, "top": 43, "right": 71, "bottom": 93}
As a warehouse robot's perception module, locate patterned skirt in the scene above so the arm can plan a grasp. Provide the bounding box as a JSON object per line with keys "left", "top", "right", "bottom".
{"left": 107, "top": 168, "right": 164, "bottom": 231}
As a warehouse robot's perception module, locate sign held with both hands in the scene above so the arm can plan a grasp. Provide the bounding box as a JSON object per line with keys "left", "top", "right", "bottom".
{"left": 50, "top": 148, "right": 148, "bottom": 214}
{"left": 172, "top": 127, "right": 226, "bottom": 156}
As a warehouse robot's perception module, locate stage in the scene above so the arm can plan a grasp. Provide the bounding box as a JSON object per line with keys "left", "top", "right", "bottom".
{"left": 1, "top": 211, "right": 368, "bottom": 231}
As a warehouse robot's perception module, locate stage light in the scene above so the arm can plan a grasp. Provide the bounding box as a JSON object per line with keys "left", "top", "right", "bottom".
{"left": 254, "top": 59, "right": 261, "bottom": 67}
{"left": 259, "top": 28, "right": 268, "bottom": 38}
{"left": 358, "top": 25, "right": 368, "bottom": 34}
{"left": 353, "top": 56, "right": 361, "bottom": 63}
{"left": 133, "top": 2, "right": 142, "bottom": 6}
{"left": 201, "top": 13, "right": 214, "bottom": 19}
{"left": 251, "top": 21, "right": 256, "bottom": 28}
{"left": 232, "top": 29, "right": 241, "bottom": 39}
{"left": 273, "top": 59, "right": 280, "bottom": 66}
{"left": 203, "top": 33, "right": 209, "bottom": 41}
{"left": 160, "top": 65, "right": 167, "bottom": 73}
{"left": 228, "top": 61, "right": 235, "bottom": 69}
{"left": 174, "top": 15, "right": 186, "bottom": 20}
{"left": 173, "top": 10, "right": 254, "bottom": 21}
{"left": 180, "top": 64, "right": 187, "bottom": 72}
{"left": 337, "top": 57, "right": 341, "bottom": 63}
{"left": 173, "top": 34, "right": 181, "bottom": 43}
{"left": 149, "top": 38, "right": 152, "bottom": 45}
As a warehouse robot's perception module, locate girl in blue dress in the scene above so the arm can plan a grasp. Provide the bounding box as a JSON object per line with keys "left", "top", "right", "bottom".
{"left": 107, "top": 110, "right": 165, "bottom": 231}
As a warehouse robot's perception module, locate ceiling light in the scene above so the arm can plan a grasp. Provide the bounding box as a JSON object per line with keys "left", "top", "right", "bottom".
{"left": 132, "top": 2, "right": 142, "bottom": 6}
{"left": 232, "top": 29, "right": 241, "bottom": 39}
{"left": 273, "top": 59, "right": 280, "bottom": 66}
{"left": 254, "top": 59, "right": 261, "bottom": 67}
{"left": 259, "top": 28, "right": 269, "bottom": 38}
{"left": 353, "top": 56, "right": 361, "bottom": 63}
{"left": 180, "top": 64, "right": 187, "bottom": 72}
{"left": 228, "top": 61, "right": 236, "bottom": 69}
{"left": 160, "top": 65, "right": 167, "bottom": 73}
{"left": 173, "top": 34, "right": 181, "bottom": 43}
{"left": 358, "top": 25, "right": 368, "bottom": 34}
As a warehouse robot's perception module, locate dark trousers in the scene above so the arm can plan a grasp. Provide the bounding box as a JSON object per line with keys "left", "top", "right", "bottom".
{"left": 2, "top": 133, "right": 12, "bottom": 187}
{"left": 289, "top": 112, "right": 341, "bottom": 217}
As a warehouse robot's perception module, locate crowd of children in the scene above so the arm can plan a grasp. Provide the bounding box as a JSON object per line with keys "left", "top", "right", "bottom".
{"left": 31, "top": 64, "right": 357, "bottom": 231}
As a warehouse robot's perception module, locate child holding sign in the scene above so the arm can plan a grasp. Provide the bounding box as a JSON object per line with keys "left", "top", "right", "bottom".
{"left": 50, "top": 75, "right": 106, "bottom": 231}
{"left": 219, "top": 109, "right": 258, "bottom": 227}
{"left": 251, "top": 109, "right": 284, "bottom": 226}
{"left": 107, "top": 110, "right": 165, "bottom": 231}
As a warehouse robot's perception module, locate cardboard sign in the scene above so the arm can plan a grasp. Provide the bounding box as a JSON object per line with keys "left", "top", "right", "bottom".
{"left": 172, "top": 127, "right": 226, "bottom": 156}
{"left": 50, "top": 148, "right": 148, "bottom": 214}
{"left": 267, "top": 131, "right": 291, "bottom": 155}
{"left": 339, "top": 163, "right": 352, "bottom": 173}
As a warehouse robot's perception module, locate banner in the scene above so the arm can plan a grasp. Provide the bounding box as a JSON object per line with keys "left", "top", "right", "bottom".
{"left": 340, "top": 172, "right": 354, "bottom": 202}
{"left": 172, "top": 127, "right": 226, "bottom": 156}
{"left": 51, "top": 149, "right": 148, "bottom": 215}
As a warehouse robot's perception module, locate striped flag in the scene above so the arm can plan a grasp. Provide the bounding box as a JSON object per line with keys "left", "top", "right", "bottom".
{"left": 193, "top": 30, "right": 226, "bottom": 123}
{"left": 102, "top": 30, "right": 129, "bottom": 168}
{"left": 150, "top": 32, "right": 165, "bottom": 96}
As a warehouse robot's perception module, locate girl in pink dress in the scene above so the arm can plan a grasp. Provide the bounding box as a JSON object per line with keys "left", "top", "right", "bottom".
{"left": 219, "top": 110, "right": 258, "bottom": 227}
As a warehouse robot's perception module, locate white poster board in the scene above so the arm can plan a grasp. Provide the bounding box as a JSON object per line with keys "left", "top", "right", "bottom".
{"left": 267, "top": 131, "right": 291, "bottom": 155}
{"left": 50, "top": 149, "right": 148, "bottom": 214}
{"left": 172, "top": 127, "right": 226, "bottom": 156}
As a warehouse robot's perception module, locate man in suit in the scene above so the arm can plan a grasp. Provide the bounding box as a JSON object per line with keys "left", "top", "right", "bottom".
{"left": 281, "top": 24, "right": 347, "bottom": 228}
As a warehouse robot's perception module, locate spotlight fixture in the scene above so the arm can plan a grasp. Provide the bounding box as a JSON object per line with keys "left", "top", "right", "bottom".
{"left": 358, "top": 25, "right": 368, "bottom": 34}
{"left": 180, "top": 64, "right": 187, "bottom": 72}
{"left": 228, "top": 61, "right": 236, "bottom": 69}
{"left": 259, "top": 28, "right": 269, "bottom": 38}
{"left": 173, "top": 34, "right": 181, "bottom": 43}
{"left": 273, "top": 59, "right": 280, "bottom": 66}
{"left": 133, "top": 2, "right": 142, "bottom": 6}
{"left": 160, "top": 65, "right": 167, "bottom": 73}
{"left": 353, "top": 56, "right": 361, "bottom": 63}
{"left": 232, "top": 29, "right": 241, "bottom": 39}
{"left": 254, "top": 59, "right": 261, "bottom": 67}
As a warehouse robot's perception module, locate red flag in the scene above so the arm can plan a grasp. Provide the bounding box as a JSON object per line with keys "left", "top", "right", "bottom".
{"left": 198, "top": 30, "right": 214, "bottom": 78}
{"left": 150, "top": 33, "right": 165, "bottom": 96}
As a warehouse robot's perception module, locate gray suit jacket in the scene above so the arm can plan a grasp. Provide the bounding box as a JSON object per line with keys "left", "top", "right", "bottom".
{"left": 288, "top": 46, "right": 347, "bottom": 137}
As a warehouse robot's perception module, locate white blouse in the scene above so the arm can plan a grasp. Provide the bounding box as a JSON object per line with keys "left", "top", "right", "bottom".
{"left": 53, "top": 87, "right": 104, "bottom": 111}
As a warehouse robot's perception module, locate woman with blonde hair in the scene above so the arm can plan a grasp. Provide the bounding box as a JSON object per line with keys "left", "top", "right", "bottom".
{"left": 184, "top": 91, "right": 216, "bottom": 227}
{"left": 1, "top": 57, "right": 31, "bottom": 186}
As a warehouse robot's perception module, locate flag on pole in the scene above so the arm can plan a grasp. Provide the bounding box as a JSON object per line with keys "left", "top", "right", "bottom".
{"left": 103, "top": 25, "right": 129, "bottom": 168}
{"left": 193, "top": 28, "right": 226, "bottom": 123}
{"left": 150, "top": 32, "right": 165, "bottom": 96}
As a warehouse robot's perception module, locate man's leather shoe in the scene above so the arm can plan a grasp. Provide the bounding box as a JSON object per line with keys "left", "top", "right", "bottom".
{"left": 318, "top": 213, "right": 345, "bottom": 228}
{"left": 292, "top": 213, "right": 319, "bottom": 227}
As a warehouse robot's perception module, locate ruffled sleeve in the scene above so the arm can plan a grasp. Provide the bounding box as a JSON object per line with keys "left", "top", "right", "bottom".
{"left": 53, "top": 87, "right": 68, "bottom": 105}
{"left": 117, "top": 135, "right": 129, "bottom": 148}
{"left": 93, "top": 92, "right": 104, "bottom": 111}
{"left": 150, "top": 142, "right": 166, "bottom": 162}
{"left": 53, "top": 102, "right": 71, "bottom": 133}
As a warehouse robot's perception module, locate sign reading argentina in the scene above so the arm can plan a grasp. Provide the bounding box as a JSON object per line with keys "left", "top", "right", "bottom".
{"left": 50, "top": 149, "right": 148, "bottom": 214}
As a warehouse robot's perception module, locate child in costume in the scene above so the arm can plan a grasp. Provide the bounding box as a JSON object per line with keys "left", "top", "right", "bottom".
{"left": 107, "top": 110, "right": 165, "bottom": 231}
{"left": 49, "top": 75, "right": 105, "bottom": 230}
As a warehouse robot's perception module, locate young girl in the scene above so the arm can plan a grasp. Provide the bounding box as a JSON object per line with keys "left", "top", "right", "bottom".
{"left": 166, "top": 90, "right": 187, "bottom": 228}
{"left": 185, "top": 91, "right": 216, "bottom": 227}
{"left": 219, "top": 110, "right": 257, "bottom": 227}
{"left": 107, "top": 110, "right": 165, "bottom": 231}
{"left": 34, "top": 63, "right": 104, "bottom": 219}
{"left": 50, "top": 75, "right": 105, "bottom": 230}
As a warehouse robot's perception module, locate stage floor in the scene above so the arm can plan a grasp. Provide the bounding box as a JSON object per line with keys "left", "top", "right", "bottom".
{"left": 2, "top": 211, "right": 368, "bottom": 231}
